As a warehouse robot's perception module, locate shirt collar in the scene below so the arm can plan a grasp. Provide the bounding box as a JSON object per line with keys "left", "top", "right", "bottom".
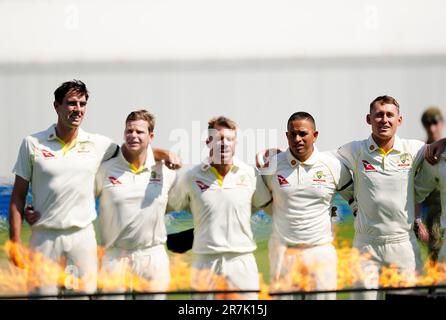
{"left": 119, "top": 145, "right": 156, "bottom": 173}
{"left": 200, "top": 156, "right": 242, "bottom": 173}
{"left": 286, "top": 146, "right": 320, "bottom": 167}
{"left": 46, "top": 124, "right": 89, "bottom": 142}
{"left": 367, "top": 135, "right": 403, "bottom": 154}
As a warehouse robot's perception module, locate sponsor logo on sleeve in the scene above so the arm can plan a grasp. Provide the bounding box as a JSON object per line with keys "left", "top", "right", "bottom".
{"left": 277, "top": 174, "right": 290, "bottom": 186}
{"left": 41, "top": 149, "right": 55, "bottom": 158}
{"left": 195, "top": 180, "right": 210, "bottom": 191}
{"left": 362, "top": 160, "right": 377, "bottom": 172}
{"left": 108, "top": 176, "right": 122, "bottom": 185}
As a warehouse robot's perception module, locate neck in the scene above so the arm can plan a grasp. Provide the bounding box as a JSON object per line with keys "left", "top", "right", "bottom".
{"left": 427, "top": 136, "right": 440, "bottom": 144}
{"left": 372, "top": 134, "right": 395, "bottom": 152}
{"left": 122, "top": 145, "right": 147, "bottom": 169}
{"left": 55, "top": 122, "right": 79, "bottom": 144}
{"left": 290, "top": 146, "right": 314, "bottom": 163}
{"left": 211, "top": 161, "right": 233, "bottom": 177}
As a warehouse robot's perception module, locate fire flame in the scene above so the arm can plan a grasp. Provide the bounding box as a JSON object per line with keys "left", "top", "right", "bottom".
{"left": 1, "top": 239, "right": 446, "bottom": 299}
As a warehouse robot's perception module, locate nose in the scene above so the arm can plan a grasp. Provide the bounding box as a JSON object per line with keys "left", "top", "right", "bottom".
{"left": 72, "top": 102, "right": 82, "bottom": 112}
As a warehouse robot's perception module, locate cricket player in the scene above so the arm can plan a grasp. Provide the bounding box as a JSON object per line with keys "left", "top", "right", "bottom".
{"left": 260, "top": 112, "right": 353, "bottom": 300}
{"left": 168, "top": 116, "right": 272, "bottom": 300}
{"left": 419, "top": 107, "right": 445, "bottom": 262}
{"left": 8, "top": 80, "right": 180, "bottom": 296}
{"left": 336, "top": 95, "right": 435, "bottom": 300}
{"left": 96, "top": 110, "right": 176, "bottom": 300}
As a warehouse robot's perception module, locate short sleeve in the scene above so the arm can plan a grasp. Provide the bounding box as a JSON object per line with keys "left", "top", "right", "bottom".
{"left": 95, "top": 164, "right": 105, "bottom": 197}
{"left": 337, "top": 142, "right": 357, "bottom": 171}
{"left": 252, "top": 169, "right": 273, "bottom": 209}
{"left": 411, "top": 140, "right": 426, "bottom": 170}
{"left": 168, "top": 171, "right": 191, "bottom": 212}
{"left": 96, "top": 135, "right": 119, "bottom": 162}
{"left": 12, "top": 138, "right": 33, "bottom": 182}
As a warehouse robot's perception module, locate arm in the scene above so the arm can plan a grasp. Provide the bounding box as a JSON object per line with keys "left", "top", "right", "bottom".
{"left": 153, "top": 148, "right": 182, "bottom": 170}
{"left": 252, "top": 170, "right": 273, "bottom": 211}
{"left": 425, "top": 138, "right": 446, "bottom": 165}
{"left": 8, "top": 176, "right": 29, "bottom": 268}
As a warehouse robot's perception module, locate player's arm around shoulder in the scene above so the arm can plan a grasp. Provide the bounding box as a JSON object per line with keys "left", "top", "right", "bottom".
{"left": 336, "top": 140, "right": 364, "bottom": 171}
{"left": 167, "top": 167, "right": 194, "bottom": 212}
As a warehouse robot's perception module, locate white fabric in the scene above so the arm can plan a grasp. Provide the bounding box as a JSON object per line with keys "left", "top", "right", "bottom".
{"left": 191, "top": 252, "right": 259, "bottom": 300}
{"left": 29, "top": 224, "right": 98, "bottom": 295}
{"left": 100, "top": 245, "right": 170, "bottom": 300}
{"left": 351, "top": 234, "right": 422, "bottom": 300}
{"left": 268, "top": 233, "right": 337, "bottom": 300}
{"left": 168, "top": 157, "right": 272, "bottom": 254}
{"left": 13, "top": 124, "right": 117, "bottom": 229}
{"left": 262, "top": 147, "right": 352, "bottom": 246}
{"left": 96, "top": 148, "right": 175, "bottom": 250}
{"left": 337, "top": 135, "right": 425, "bottom": 238}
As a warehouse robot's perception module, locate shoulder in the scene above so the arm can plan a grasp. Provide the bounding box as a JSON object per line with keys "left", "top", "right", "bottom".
{"left": 401, "top": 139, "right": 425, "bottom": 155}
{"left": 319, "top": 151, "right": 343, "bottom": 169}
{"left": 98, "top": 156, "right": 119, "bottom": 174}
{"left": 338, "top": 140, "right": 365, "bottom": 155}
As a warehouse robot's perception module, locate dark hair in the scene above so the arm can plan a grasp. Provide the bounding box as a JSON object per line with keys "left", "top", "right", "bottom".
{"left": 54, "top": 80, "right": 89, "bottom": 104}
{"left": 126, "top": 109, "right": 156, "bottom": 133}
{"left": 369, "top": 95, "right": 400, "bottom": 113}
{"left": 287, "top": 111, "right": 316, "bottom": 130}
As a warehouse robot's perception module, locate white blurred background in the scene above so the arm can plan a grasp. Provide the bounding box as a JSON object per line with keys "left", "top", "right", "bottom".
{"left": 1, "top": 0, "right": 446, "bottom": 178}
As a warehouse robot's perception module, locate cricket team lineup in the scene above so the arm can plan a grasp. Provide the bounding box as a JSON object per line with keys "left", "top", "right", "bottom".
{"left": 6, "top": 79, "right": 446, "bottom": 300}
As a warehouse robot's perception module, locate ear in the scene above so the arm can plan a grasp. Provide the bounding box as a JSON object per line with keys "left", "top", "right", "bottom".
{"left": 149, "top": 132, "right": 155, "bottom": 140}
{"left": 398, "top": 115, "right": 403, "bottom": 127}
{"left": 313, "top": 130, "right": 319, "bottom": 141}
{"left": 205, "top": 136, "right": 212, "bottom": 148}
{"left": 366, "top": 114, "right": 371, "bottom": 125}
{"left": 53, "top": 101, "right": 58, "bottom": 111}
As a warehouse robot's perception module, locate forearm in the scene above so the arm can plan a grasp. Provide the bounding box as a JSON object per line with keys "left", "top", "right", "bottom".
{"left": 9, "top": 200, "right": 24, "bottom": 242}
{"left": 152, "top": 147, "right": 169, "bottom": 162}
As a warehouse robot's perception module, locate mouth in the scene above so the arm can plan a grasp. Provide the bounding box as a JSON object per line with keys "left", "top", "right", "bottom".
{"left": 69, "top": 114, "right": 82, "bottom": 122}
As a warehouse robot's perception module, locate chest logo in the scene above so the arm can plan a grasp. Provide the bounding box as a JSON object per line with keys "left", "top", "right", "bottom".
{"left": 108, "top": 176, "right": 122, "bottom": 185}
{"left": 313, "top": 170, "right": 326, "bottom": 182}
{"left": 195, "top": 180, "right": 210, "bottom": 191}
{"left": 236, "top": 175, "right": 249, "bottom": 186}
{"left": 398, "top": 153, "right": 411, "bottom": 167}
{"left": 77, "top": 142, "right": 91, "bottom": 153}
{"left": 277, "top": 175, "right": 290, "bottom": 186}
{"left": 362, "top": 160, "right": 377, "bottom": 172}
{"left": 150, "top": 171, "right": 161, "bottom": 182}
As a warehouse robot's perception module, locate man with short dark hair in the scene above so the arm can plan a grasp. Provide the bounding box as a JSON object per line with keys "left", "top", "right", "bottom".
{"left": 260, "top": 112, "right": 353, "bottom": 300}
{"left": 8, "top": 80, "right": 180, "bottom": 296}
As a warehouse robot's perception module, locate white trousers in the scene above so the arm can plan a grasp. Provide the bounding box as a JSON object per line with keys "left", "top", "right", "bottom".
{"left": 351, "top": 233, "right": 422, "bottom": 300}
{"left": 268, "top": 234, "right": 337, "bottom": 300}
{"left": 191, "top": 252, "right": 259, "bottom": 300}
{"left": 29, "top": 224, "right": 98, "bottom": 297}
{"left": 100, "top": 245, "right": 170, "bottom": 300}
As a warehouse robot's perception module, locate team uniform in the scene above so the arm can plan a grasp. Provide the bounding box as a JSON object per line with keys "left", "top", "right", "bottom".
{"left": 414, "top": 152, "right": 446, "bottom": 263}
{"left": 337, "top": 135, "right": 425, "bottom": 300}
{"left": 13, "top": 124, "right": 117, "bottom": 295}
{"left": 95, "top": 147, "right": 176, "bottom": 299}
{"left": 262, "top": 148, "right": 353, "bottom": 300}
{"left": 168, "top": 157, "right": 272, "bottom": 300}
